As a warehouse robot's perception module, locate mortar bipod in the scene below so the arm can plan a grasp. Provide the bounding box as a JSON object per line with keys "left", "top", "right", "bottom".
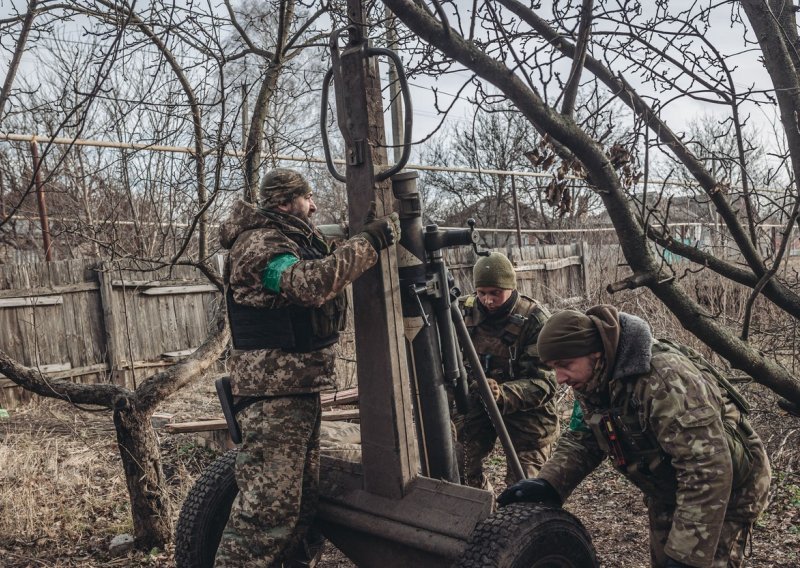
{"left": 320, "top": 26, "right": 413, "bottom": 182}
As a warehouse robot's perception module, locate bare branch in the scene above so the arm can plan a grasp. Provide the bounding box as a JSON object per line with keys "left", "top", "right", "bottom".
{"left": 561, "top": 0, "right": 593, "bottom": 117}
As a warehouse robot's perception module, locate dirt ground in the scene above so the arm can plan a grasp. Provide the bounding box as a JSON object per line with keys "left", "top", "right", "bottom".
{"left": 0, "top": 377, "right": 798, "bottom": 568}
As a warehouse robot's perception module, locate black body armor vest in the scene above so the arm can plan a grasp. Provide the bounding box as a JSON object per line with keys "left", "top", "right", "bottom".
{"left": 226, "top": 231, "right": 347, "bottom": 353}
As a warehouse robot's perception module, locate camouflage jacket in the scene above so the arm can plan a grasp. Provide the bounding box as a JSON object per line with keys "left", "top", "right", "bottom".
{"left": 538, "top": 312, "right": 770, "bottom": 567}
{"left": 460, "top": 293, "right": 559, "bottom": 434}
{"left": 219, "top": 199, "right": 377, "bottom": 396}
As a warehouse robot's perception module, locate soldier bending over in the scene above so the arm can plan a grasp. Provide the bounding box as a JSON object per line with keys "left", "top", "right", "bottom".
{"left": 499, "top": 305, "right": 770, "bottom": 568}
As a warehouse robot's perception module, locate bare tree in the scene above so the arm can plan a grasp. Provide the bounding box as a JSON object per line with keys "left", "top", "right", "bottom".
{"left": 420, "top": 104, "right": 543, "bottom": 237}
{"left": 0, "top": 0, "right": 332, "bottom": 550}
{"left": 420, "top": 93, "right": 618, "bottom": 240}
{"left": 383, "top": 0, "right": 800, "bottom": 405}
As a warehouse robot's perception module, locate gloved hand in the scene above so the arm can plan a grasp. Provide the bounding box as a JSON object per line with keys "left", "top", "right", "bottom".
{"left": 664, "top": 557, "right": 693, "bottom": 568}
{"left": 486, "top": 378, "right": 502, "bottom": 401}
{"left": 357, "top": 202, "right": 400, "bottom": 252}
{"left": 496, "top": 477, "right": 562, "bottom": 507}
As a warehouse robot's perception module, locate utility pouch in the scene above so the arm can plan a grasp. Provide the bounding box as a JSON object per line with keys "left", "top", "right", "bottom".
{"left": 501, "top": 313, "right": 526, "bottom": 347}
{"left": 587, "top": 413, "right": 627, "bottom": 467}
{"left": 724, "top": 418, "right": 755, "bottom": 489}
{"left": 310, "top": 291, "right": 348, "bottom": 338}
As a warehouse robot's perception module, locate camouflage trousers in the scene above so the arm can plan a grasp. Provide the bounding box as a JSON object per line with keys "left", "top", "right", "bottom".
{"left": 454, "top": 400, "right": 554, "bottom": 489}
{"left": 647, "top": 502, "right": 751, "bottom": 568}
{"left": 216, "top": 394, "right": 321, "bottom": 568}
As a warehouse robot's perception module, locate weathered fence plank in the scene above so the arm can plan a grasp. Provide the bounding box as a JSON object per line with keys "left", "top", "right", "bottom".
{"left": 0, "top": 258, "right": 222, "bottom": 408}
{"left": 97, "top": 263, "right": 121, "bottom": 383}
{"left": 444, "top": 241, "right": 588, "bottom": 307}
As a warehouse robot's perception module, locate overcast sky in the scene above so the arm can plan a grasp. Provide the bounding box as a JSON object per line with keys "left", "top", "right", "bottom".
{"left": 0, "top": 0, "right": 783, "bottom": 168}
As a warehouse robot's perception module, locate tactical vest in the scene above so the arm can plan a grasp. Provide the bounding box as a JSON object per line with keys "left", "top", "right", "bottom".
{"left": 462, "top": 294, "right": 541, "bottom": 382}
{"left": 226, "top": 231, "right": 348, "bottom": 353}
{"left": 584, "top": 339, "right": 755, "bottom": 502}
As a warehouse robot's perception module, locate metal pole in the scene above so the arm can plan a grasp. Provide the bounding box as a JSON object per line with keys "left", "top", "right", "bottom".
{"left": 385, "top": 7, "right": 404, "bottom": 164}
{"left": 30, "top": 139, "right": 53, "bottom": 261}
{"left": 0, "top": 169, "right": 6, "bottom": 219}
{"left": 451, "top": 303, "right": 525, "bottom": 481}
{"left": 394, "top": 172, "right": 459, "bottom": 482}
{"left": 241, "top": 83, "right": 249, "bottom": 155}
{"left": 511, "top": 175, "right": 523, "bottom": 248}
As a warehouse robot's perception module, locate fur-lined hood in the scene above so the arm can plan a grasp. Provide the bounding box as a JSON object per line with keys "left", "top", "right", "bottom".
{"left": 219, "top": 199, "right": 316, "bottom": 250}
{"left": 610, "top": 312, "right": 653, "bottom": 380}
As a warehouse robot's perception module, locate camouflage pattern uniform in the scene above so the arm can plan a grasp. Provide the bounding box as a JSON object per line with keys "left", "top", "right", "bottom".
{"left": 215, "top": 198, "right": 378, "bottom": 567}
{"left": 455, "top": 292, "right": 559, "bottom": 487}
{"left": 538, "top": 310, "right": 770, "bottom": 568}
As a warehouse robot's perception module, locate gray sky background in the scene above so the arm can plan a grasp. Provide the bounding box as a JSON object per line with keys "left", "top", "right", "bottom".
{"left": 0, "top": 0, "right": 784, "bottom": 172}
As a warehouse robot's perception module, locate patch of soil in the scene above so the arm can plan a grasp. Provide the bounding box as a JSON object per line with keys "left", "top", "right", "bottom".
{"left": 0, "top": 380, "right": 797, "bottom": 567}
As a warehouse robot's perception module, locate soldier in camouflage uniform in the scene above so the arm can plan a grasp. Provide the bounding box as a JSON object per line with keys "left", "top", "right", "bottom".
{"left": 215, "top": 168, "right": 399, "bottom": 567}
{"left": 498, "top": 305, "right": 770, "bottom": 568}
{"left": 454, "top": 252, "right": 559, "bottom": 490}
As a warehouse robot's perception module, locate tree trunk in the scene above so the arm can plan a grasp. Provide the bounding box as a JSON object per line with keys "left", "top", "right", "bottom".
{"left": 113, "top": 398, "right": 173, "bottom": 550}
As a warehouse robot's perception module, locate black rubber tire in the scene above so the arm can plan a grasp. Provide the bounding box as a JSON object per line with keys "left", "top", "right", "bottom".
{"left": 175, "top": 449, "right": 239, "bottom": 568}
{"left": 457, "top": 503, "right": 599, "bottom": 568}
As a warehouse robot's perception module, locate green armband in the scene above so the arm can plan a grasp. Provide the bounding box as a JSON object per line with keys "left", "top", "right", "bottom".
{"left": 262, "top": 254, "right": 299, "bottom": 293}
{"left": 569, "top": 400, "right": 590, "bottom": 433}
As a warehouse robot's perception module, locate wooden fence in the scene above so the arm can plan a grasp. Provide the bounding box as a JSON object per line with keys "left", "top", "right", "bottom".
{"left": 445, "top": 242, "right": 589, "bottom": 306}
{"left": 0, "top": 242, "right": 587, "bottom": 409}
{"left": 0, "top": 258, "right": 220, "bottom": 408}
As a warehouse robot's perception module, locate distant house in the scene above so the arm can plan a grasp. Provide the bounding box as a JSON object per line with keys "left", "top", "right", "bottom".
{"left": 590, "top": 191, "right": 729, "bottom": 261}
{"left": 436, "top": 196, "right": 561, "bottom": 248}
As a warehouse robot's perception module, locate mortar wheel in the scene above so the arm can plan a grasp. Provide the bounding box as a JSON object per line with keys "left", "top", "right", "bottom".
{"left": 175, "top": 448, "right": 239, "bottom": 568}
{"left": 457, "top": 503, "right": 599, "bottom": 567}
{"left": 174, "top": 448, "right": 325, "bottom": 568}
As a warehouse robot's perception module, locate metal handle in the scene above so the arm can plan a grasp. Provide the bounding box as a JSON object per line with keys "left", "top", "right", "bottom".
{"left": 451, "top": 304, "right": 526, "bottom": 482}
{"left": 367, "top": 47, "right": 413, "bottom": 181}
{"left": 320, "top": 67, "right": 346, "bottom": 182}
{"left": 320, "top": 44, "right": 413, "bottom": 183}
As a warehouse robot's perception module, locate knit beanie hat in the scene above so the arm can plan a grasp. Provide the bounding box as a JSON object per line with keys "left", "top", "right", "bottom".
{"left": 259, "top": 168, "right": 312, "bottom": 209}
{"left": 473, "top": 252, "right": 517, "bottom": 290}
{"left": 537, "top": 309, "right": 604, "bottom": 362}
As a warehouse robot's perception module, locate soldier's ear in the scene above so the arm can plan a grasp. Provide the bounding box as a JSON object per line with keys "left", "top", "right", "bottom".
{"left": 275, "top": 199, "right": 293, "bottom": 212}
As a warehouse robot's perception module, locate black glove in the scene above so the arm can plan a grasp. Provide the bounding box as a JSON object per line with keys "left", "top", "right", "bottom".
{"left": 357, "top": 202, "right": 400, "bottom": 252}
{"left": 496, "top": 477, "right": 562, "bottom": 507}
{"left": 664, "top": 557, "right": 693, "bottom": 568}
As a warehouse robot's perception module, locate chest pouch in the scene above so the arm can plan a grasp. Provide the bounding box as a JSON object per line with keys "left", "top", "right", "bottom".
{"left": 724, "top": 418, "right": 755, "bottom": 489}
{"left": 587, "top": 411, "right": 672, "bottom": 478}
{"left": 309, "top": 291, "right": 348, "bottom": 338}
{"left": 586, "top": 413, "right": 627, "bottom": 468}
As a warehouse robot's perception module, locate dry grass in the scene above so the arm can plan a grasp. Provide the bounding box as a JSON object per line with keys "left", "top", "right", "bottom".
{"left": 0, "top": 405, "right": 129, "bottom": 542}
{"left": 0, "top": 394, "right": 218, "bottom": 567}
{"left": 1, "top": 383, "right": 796, "bottom": 568}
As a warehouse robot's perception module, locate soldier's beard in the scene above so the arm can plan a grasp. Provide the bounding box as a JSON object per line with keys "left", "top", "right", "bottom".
{"left": 575, "top": 356, "right": 609, "bottom": 407}
{"left": 294, "top": 212, "right": 314, "bottom": 226}
{"left": 284, "top": 205, "right": 315, "bottom": 228}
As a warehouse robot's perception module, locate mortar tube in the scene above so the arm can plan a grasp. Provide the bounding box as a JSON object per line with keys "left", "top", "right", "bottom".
{"left": 450, "top": 302, "right": 526, "bottom": 482}
{"left": 393, "top": 171, "right": 459, "bottom": 482}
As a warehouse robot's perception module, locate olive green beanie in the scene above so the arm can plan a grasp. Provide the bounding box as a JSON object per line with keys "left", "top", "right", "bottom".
{"left": 537, "top": 309, "right": 603, "bottom": 362}
{"left": 259, "top": 168, "right": 312, "bottom": 209}
{"left": 473, "top": 252, "right": 517, "bottom": 290}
